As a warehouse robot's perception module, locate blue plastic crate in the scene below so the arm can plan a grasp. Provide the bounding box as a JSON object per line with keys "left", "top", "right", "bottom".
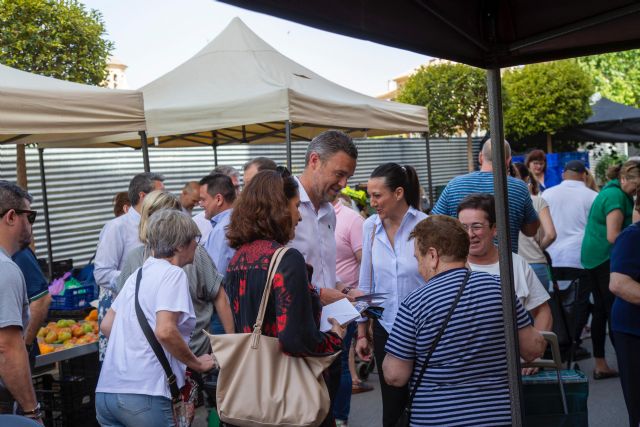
{"left": 50, "top": 283, "right": 95, "bottom": 311}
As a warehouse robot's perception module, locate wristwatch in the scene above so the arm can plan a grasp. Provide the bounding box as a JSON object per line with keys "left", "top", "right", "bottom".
{"left": 17, "top": 402, "right": 43, "bottom": 420}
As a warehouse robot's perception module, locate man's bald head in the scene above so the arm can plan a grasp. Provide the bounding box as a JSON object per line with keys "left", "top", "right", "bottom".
{"left": 180, "top": 181, "right": 201, "bottom": 213}
{"left": 480, "top": 139, "right": 512, "bottom": 165}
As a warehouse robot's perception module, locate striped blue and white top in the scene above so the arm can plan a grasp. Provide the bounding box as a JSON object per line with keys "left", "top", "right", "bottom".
{"left": 431, "top": 171, "right": 538, "bottom": 253}
{"left": 386, "top": 268, "right": 531, "bottom": 427}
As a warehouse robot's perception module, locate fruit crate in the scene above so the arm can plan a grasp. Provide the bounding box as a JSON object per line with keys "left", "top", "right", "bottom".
{"left": 33, "top": 373, "right": 99, "bottom": 427}
{"left": 50, "top": 283, "right": 95, "bottom": 311}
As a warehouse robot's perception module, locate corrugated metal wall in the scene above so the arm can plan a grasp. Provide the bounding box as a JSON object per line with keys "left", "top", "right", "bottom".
{"left": 0, "top": 137, "right": 479, "bottom": 266}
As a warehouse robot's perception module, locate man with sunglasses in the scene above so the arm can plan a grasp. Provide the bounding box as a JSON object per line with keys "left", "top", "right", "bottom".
{"left": 0, "top": 180, "right": 43, "bottom": 424}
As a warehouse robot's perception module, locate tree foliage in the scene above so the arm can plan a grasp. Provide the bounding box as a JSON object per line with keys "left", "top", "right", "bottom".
{"left": 503, "top": 60, "right": 593, "bottom": 141}
{"left": 576, "top": 50, "right": 640, "bottom": 108}
{"left": 0, "top": 0, "right": 114, "bottom": 85}
{"left": 397, "top": 62, "right": 488, "bottom": 170}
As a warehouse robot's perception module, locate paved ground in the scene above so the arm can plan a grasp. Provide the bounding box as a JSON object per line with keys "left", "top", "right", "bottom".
{"left": 194, "top": 336, "right": 627, "bottom": 427}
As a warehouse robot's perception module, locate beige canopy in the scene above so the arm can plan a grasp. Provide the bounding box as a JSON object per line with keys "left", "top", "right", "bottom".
{"left": 0, "top": 64, "right": 146, "bottom": 145}
{"left": 49, "top": 17, "right": 427, "bottom": 149}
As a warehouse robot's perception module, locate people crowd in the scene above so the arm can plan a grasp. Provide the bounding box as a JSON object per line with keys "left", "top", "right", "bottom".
{"left": 0, "top": 134, "right": 638, "bottom": 427}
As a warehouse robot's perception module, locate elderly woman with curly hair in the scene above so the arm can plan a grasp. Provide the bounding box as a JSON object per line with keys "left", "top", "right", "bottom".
{"left": 223, "top": 168, "right": 345, "bottom": 426}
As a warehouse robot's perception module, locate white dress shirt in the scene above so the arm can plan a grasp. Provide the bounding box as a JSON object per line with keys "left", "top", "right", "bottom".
{"left": 469, "top": 252, "right": 550, "bottom": 312}
{"left": 542, "top": 180, "right": 598, "bottom": 269}
{"left": 204, "top": 208, "right": 235, "bottom": 276}
{"left": 359, "top": 207, "right": 428, "bottom": 333}
{"left": 193, "top": 211, "right": 213, "bottom": 243}
{"left": 94, "top": 208, "right": 143, "bottom": 291}
{"left": 289, "top": 177, "right": 337, "bottom": 289}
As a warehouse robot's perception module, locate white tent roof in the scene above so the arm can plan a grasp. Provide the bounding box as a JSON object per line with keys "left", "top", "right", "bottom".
{"left": 0, "top": 64, "right": 146, "bottom": 145}
{"left": 52, "top": 17, "right": 427, "bottom": 148}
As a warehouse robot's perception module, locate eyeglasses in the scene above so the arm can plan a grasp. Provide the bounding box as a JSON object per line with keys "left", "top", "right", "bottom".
{"left": 1, "top": 209, "right": 37, "bottom": 224}
{"left": 461, "top": 222, "right": 491, "bottom": 233}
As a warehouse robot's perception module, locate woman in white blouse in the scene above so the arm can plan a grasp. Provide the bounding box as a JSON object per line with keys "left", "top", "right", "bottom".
{"left": 355, "top": 162, "right": 427, "bottom": 427}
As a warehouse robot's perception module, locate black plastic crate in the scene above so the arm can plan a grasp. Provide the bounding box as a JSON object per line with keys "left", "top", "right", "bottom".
{"left": 33, "top": 373, "right": 98, "bottom": 427}
{"left": 59, "top": 352, "right": 99, "bottom": 380}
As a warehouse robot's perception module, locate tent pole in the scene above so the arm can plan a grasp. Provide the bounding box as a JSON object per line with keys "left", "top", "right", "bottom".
{"left": 424, "top": 132, "right": 434, "bottom": 208}
{"left": 139, "top": 131, "right": 151, "bottom": 172}
{"left": 486, "top": 68, "right": 523, "bottom": 426}
{"left": 285, "top": 120, "right": 292, "bottom": 170}
{"left": 37, "top": 147, "right": 54, "bottom": 280}
{"left": 211, "top": 131, "right": 219, "bottom": 167}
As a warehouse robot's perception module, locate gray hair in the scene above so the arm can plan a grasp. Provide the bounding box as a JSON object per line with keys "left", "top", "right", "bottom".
{"left": 243, "top": 157, "right": 277, "bottom": 172}
{"left": 146, "top": 209, "right": 200, "bottom": 258}
{"left": 211, "top": 165, "right": 240, "bottom": 180}
{"left": 304, "top": 130, "right": 358, "bottom": 166}
{"left": 0, "top": 180, "right": 33, "bottom": 212}
{"left": 128, "top": 172, "right": 165, "bottom": 207}
{"left": 481, "top": 139, "right": 512, "bottom": 163}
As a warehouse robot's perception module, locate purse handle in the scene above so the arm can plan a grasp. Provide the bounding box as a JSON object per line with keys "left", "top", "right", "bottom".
{"left": 134, "top": 267, "right": 181, "bottom": 401}
{"left": 251, "top": 247, "right": 289, "bottom": 349}
{"left": 402, "top": 270, "right": 471, "bottom": 413}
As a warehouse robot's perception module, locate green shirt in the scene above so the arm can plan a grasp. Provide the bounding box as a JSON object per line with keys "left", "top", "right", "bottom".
{"left": 581, "top": 179, "right": 634, "bottom": 269}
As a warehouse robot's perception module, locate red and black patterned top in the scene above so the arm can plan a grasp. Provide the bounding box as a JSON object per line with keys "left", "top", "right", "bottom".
{"left": 224, "top": 239, "right": 342, "bottom": 356}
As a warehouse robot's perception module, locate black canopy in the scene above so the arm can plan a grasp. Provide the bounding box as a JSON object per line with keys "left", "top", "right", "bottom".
{"left": 518, "top": 97, "right": 640, "bottom": 145}
{"left": 220, "top": 0, "right": 640, "bottom": 69}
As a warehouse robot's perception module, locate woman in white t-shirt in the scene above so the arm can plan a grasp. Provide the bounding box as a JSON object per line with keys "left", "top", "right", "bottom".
{"left": 96, "top": 209, "right": 215, "bottom": 427}
{"left": 514, "top": 163, "right": 557, "bottom": 290}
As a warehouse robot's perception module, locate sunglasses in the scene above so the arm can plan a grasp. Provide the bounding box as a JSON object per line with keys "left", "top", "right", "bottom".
{"left": 1, "top": 209, "right": 37, "bottom": 224}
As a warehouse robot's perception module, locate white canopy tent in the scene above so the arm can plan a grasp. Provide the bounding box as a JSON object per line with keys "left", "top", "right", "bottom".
{"left": 0, "top": 63, "right": 146, "bottom": 144}
{"left": 0, "top": 63, "right": 147, "bottom": 278}
{"left": 49, "top": 17, "right": 429, "bottom": 173}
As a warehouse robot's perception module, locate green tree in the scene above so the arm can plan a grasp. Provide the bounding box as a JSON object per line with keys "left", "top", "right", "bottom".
{"left": 576, "top": 50, "right": 640, "bottom": 108}
{"left": 503, "top": 60, "right": 593, "bottom": 152}
{"left": 0, "top": 0, "right": 114, "bottom": 188}
{"left": 397, "top": 62, "right": 488, "bottom": 171}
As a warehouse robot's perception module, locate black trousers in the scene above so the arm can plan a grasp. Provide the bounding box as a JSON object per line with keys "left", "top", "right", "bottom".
{"left": 585, "top": 261, "right": 616, "bottom": 358}
{"left": 613, "top": 331, "right": 640, "bottom": 427}
{"left": 552, "top": 268, "right": 592, "bottom": 347}
{"left": 373, "top": 319, "right": 409, "bottom": 427}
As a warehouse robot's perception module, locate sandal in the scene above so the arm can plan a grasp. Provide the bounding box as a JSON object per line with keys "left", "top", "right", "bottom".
{"left": 351, "top": 380, "right": 373, "bottom": 394}
{"left": 593, "top": 370, "right": 619, "bottom": 380}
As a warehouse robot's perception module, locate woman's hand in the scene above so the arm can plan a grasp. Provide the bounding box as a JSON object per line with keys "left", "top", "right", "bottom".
{"left": 355, "top": 335, "right": 372, "bottom": 362}
{"left": 328, "top": 318, "right": 346, "bottom": 339}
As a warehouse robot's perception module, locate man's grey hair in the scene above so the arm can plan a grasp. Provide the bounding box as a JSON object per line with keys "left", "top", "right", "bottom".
{"left": 0, "top": 180, "right": 33, "bottom": 212}
{"left": 481, "top": 139, "right": 512, "bottom": 163}
{"left": 146, "top": 209, "right": 200, "bottom": 258}
{"left": 211, "top": 165, "right": 240, "bottom": 179}
{"left": 304, "top": 130, "right": 358, "bottom": 166}
{"left": 128, "top": 172, "right": 165, "bottom": 207}
{"left": 243, "top": 157, "right": 277, "bottom": 172}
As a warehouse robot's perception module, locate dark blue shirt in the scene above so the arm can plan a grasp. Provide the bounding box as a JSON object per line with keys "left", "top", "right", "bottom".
{"left": 12, "top": 248, "right": 49, "bottom": 302}
{"left": 610, "top": 221, "right": 640, "bottom": 337}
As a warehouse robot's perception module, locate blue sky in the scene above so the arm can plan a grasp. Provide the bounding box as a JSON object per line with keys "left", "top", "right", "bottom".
{"left": 81, "top": 0, "right": 430, "bottom": 96}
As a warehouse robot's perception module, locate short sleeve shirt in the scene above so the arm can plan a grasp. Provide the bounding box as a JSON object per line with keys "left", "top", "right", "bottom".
{"left": 432, "top": 171, "right": 538, "bottom": 253}
{"left": 581, "top": 179, "right": 634, "bottom": 269}
{"left": 385, "top": 269, "right": 531, "bottom": 426}
{"left": 96, "top": 257, "right": 196, "bottom": 398}
{"left": 334, "top": 202, "right": 364, "bottom": 288}
{"left": 0, "top": 248, "right": 30, "bottom": 389}
{"left": 610, "top": 222, "right": 640, "bottom": 336}
{"left": 12, "top": 247, "right": 49, "bottom": 301}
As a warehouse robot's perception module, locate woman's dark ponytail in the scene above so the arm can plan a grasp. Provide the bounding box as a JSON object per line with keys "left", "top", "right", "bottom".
{"left": 370, "top": 163, "right": 421, "bottom": 210}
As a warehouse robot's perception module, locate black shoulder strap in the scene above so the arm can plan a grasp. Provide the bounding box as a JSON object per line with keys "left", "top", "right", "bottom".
{"left": 405, "top": 270, "right": 471, "bottom": 407}
{"left": 134, "top": 268, "right": 181, "bottom": 401}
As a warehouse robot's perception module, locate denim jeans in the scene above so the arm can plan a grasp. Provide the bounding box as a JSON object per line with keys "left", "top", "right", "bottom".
{"left": 332, "top": 322, "right": 356, "bottom": 421}
{"left": 95, "top": 392, "right": 174, "bottom": 427}
{"left": 210, "top": 313, "right": 225, "bottom": 335}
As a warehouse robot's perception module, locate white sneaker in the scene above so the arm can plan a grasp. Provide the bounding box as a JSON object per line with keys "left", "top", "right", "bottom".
{"left": 335, "top": 420, "right": 348, "bottom": 427}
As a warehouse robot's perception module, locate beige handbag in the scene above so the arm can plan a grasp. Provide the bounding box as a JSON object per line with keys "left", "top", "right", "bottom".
{"left": 207, "top": 247, "right": 340, "bottom": 427}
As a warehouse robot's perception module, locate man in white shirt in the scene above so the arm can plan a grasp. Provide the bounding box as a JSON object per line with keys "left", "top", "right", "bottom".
{"left": 542, "top": 160, "right": 598, "bottom": 360}
{"left": 94, "top": 172, "right": 165, "bottom": 360}
{"left": 457, "top": 193, "right": 552, "bottom": 332}
{"left": 290, "top": 130, "right": 358, "bottom": 306}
